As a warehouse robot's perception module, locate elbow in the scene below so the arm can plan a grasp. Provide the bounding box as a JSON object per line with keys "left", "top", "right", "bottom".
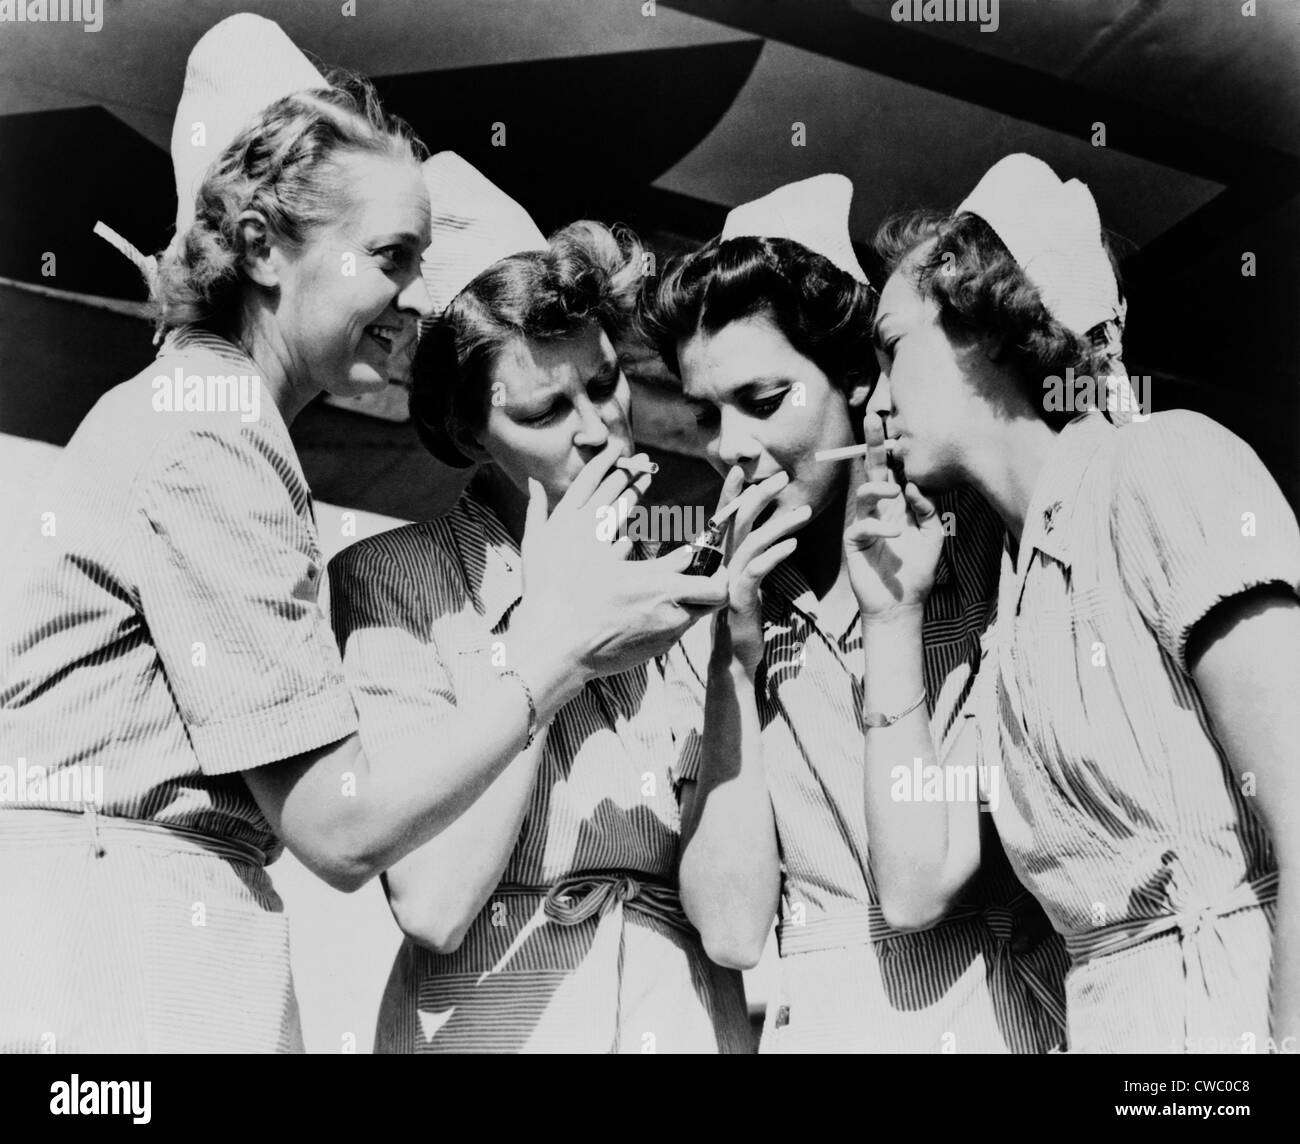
{"left": 309, "top": 855, "right": 375, "bottom": 895}
{"left": 878, "top": 891, "right": 950, "bottom": 933}
{"left": 701, "top": 933, "right": 766, "bottom": 971}
{"left": 388, "top": 898, "right": 472, "bottom": 956}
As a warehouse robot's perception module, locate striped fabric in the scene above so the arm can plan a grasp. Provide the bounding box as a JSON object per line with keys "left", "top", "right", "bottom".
{"left": 328, "top": 493, "right": 753, "bottom": 1053}
{"left": 722, "top": 484, "right": 1069, "bottom": 1052}
{"left": 0, "top": 807, "right": 301, "bottom": 1053}
{"left": 985, "top": 410, "right": 1300, "bottom": 1053}
{"left": 0, "top": 326, "right": 357, "bottom": 1052}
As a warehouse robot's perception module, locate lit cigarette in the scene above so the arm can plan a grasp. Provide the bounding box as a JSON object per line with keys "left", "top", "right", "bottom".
{"left": 615, "top": 456, "right": 659, "bottom": 476}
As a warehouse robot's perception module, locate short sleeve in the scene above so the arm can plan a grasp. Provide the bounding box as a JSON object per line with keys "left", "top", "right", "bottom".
{"left": 327, "top": 535, "right": 461, "bottom": 762}
{"left": 135, "top": 430, "right": 358, "bottom": 776}
{"left": 661, "top": 617, "right": 711, "bottom": 795}
{"left": 1111, "top": 411, "right": 1300, "bottom": 673}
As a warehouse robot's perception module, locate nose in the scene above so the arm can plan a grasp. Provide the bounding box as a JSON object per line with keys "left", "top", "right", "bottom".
{"left": 397, "top": 269, "right": 435, "bottom": 320}
{"left": 715, "top": 407, "right": 760, "bottom": 470}
{"left": 572, "top": 395, "right": 610, "bottom": 451}
{"left": 865, "top": 371, "right": 893, "bottom": 420}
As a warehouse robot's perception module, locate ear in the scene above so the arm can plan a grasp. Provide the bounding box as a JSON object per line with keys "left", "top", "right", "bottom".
{"left": 846, "top": 380, "right": 873, "bottom": 409}
{"left": 236, "top": 211, "right": 280, "bottom": 289}
{"left": 448, "top": 415, "right": 492, "bottom": 465}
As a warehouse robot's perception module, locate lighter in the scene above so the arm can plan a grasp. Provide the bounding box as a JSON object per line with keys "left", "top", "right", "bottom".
{"left": 683, "top": 503, "right": 739, "bottom": 576}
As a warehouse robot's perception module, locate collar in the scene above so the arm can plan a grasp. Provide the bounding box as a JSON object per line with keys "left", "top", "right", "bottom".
{"left": 446, "top": 493, "right": 523, "bottom": 632}
{"left": 1016, "top": 412, "right": 1115, "bottom": 573}
{"left": 445, "top": 492, "right": 658, "bottom": 633}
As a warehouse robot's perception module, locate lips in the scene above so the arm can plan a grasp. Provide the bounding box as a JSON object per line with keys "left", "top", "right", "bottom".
{"left": 364, "top": 323, "right": 399, "bottom": 354}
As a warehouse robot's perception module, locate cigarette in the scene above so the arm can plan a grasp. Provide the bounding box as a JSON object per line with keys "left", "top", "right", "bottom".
{"left": 615, "top": 456, "right": 659, "bottom": 476}
{"left": 708, "top": 496, "right": 744, "bottom": 526}
{"left": 814, "top": 441, "right": 896, "bottom": 463}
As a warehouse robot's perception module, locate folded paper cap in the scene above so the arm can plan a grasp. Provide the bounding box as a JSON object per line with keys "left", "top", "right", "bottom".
{"left": 956, "top": 153, "right": 1121, "bottom": 337}
{"left": 721, "top": 173, "right": 869, "bottom": 285}
{"left": 170, "top": 14, "right": 329, "bottom": 246}
{"left": 420, "top": 151, "right": 549, "bottom": 316}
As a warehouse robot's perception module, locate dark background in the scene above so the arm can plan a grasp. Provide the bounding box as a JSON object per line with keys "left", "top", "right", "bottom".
{"left": 2, "top": 0, "right": 1296, "bottom": 520}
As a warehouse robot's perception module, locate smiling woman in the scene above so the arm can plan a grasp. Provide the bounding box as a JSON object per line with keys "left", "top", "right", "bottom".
{"left": 0, "top": 14, "right": 477, "bottom": 1056}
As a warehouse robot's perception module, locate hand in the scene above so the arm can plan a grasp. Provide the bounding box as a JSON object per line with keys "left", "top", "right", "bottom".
{"left": 713, "top": 466, "right": 810, "bottom": 676}
{"left": 844, "top": 413, "right": 944, "bottom": 619}
{"left": 509, "top": 444, "right": 727, "bottom": 693}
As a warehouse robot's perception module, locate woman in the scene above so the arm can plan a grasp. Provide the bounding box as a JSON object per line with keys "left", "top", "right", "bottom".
{"left": 855, "top": 153, "right": 1300, "bottom": 1052}
{"left": 0, "top": 17, "right": 719, "bottom": 1054}
{"left": 638, "top": 174, "right": 1068, "bottom": 1052}
{"left": 328, "top": 152, "right": 750, "bottom": 1053}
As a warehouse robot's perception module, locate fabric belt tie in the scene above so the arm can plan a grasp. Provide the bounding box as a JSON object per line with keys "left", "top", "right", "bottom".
{"left": 0, "top": 805, "right": 266, "bottom": 867}
{"left": 479, "top": 872, "right": 693, "bottom": 1052}
{"left": 777, "top": 890, "right": 1067, "bottom": 1035}
{"left": 1063, "top": 871, "right": 1277, "bottom": 1046}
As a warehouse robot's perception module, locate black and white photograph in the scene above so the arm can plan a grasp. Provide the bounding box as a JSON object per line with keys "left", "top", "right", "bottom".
{"left": 1, "top": 0, "right": 1297, "bottom": 1119}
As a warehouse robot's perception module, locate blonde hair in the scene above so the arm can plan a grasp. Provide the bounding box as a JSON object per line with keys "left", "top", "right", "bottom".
{"left": 151, "top": 72, "right": 426, "bottom": 337}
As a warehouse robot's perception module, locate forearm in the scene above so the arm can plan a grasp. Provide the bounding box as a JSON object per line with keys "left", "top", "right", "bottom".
{"left": 383, "top": 731, "right": 548, "bottom": 953}
{"left": 253, "top": 647, "right": 580, "bottom": 891}
{"left": 678, "top": 634, "right": 780, "bottom": 969}
{"left": 862, "top": 608, "right": 978, "bottom": 928}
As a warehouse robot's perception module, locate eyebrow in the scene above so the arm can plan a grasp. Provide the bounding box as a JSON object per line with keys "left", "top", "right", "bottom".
{"left": 367, "top": 232, "right": 425, "bottom": 249}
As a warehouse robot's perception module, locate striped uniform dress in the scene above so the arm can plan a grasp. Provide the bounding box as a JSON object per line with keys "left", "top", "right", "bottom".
{"left": 0, "top": 328, "right": 357, "bottom": 1053}
{"left": 717, "top": 485, "right": 1069, "bottom": 1053}
{"left": 984, "top": 410, "right": 1300, "bottom": 1053}
{"left": 328, "top": 494, "right": 753, "bottom": 1054}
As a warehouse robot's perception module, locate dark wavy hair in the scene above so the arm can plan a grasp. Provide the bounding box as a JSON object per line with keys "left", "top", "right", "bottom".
{"left": 151, "top": 71, "right": 427, "bottom": 338}
{"left": 410, "top": 220, "right": 646, "bottom": 467}
{"left": 636, "top": 236, "right": 878, "bottom": 397}
{"left": 872, "top": 210, "right": 1127, "bottom": 430}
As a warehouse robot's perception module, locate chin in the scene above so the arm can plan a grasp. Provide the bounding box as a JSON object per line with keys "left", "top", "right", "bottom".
{"left": 334, "top": 367, "right": 390, "bottom": 396}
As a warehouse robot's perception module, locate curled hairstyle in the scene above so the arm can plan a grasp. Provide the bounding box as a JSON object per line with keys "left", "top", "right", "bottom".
{"left": 151, "top": 72, "right": 427, "bottom": 337}
{"left": 872, "top": 210, "right": 1126, "bottom": 430}
{"left": 410, "top": 220, "right": 645, "bottom": 467}
{"left": 636, "top": 236, "right": 878, "bottom": 396}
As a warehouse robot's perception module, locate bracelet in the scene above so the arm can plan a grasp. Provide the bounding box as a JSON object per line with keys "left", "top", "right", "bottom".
{"left": 498, "top": 668, "right": 539, "bottom": 749}
{"left": 862, "top": 688, "right": 927, "bottom": 728}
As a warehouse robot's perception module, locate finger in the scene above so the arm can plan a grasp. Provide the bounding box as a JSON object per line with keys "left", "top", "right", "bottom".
{"left": 855, "top": 480, "right": 903, "bottom": 518}
{"left": 844, "top": 518, "right": 904, "bottom": 547}
{"left": 715, "top": 465, "right": 745, "bottom": 518}
{"left": 521, "top": 477, "right": 549, "bottom": 558}
{"left": 562, "top": 441, "right": 624, "bottom": 510}
{"left": 591, "top": 464, "right": 634, "bottom": 513}
{"left": 864, "top": 412, "right": 892, "bottom": 484}
{"left": 731, "top": 504, "right": 810, "bottom": 574}
{"left": 664, "top": 571, "right": 730, "bottom": 610}
{"left": 609, "top": 535, "right": 634, "bottom": 561}
{"left": 741, "top": 537, "right": 797, "bottom": 584}
{"left": 731, "top": 471, "right": 789, "bottom": 547}
{"left": 904, "top": 482, "right": 938, "bottom": 523}
{"left": 655, "top": 543, "right": 696, "bottom": 574}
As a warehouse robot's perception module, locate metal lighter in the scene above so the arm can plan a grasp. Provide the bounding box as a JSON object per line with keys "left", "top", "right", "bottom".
{"left": 682, "top": 505, "right": 738, "bottom": 576}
